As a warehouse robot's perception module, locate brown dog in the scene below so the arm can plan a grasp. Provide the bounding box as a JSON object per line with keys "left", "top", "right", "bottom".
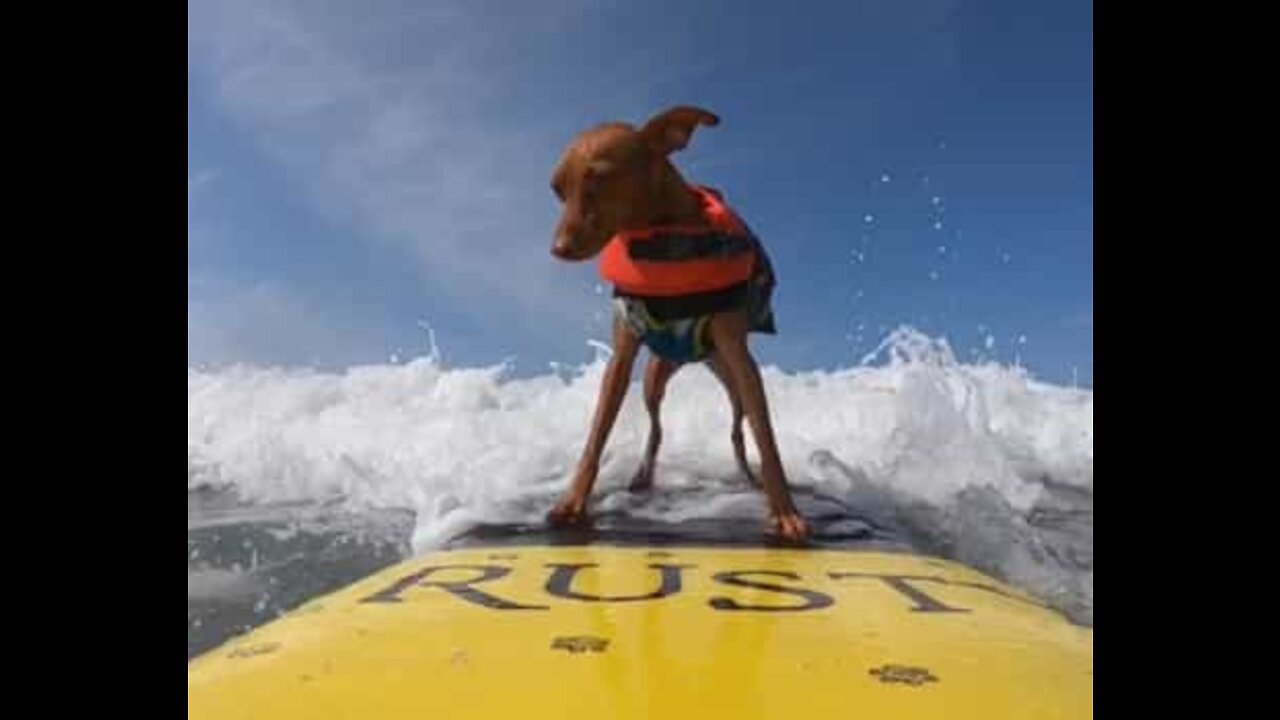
{"left": 546, "top": 106, "right": 809, "bottom": 542}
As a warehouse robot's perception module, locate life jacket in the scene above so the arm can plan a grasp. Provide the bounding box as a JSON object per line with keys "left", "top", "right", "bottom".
{"left": 598, "top": 186, "right": 758, "bottom": 298}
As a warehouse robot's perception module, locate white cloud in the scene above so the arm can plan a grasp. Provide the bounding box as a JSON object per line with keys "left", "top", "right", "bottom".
{"left": 187, "top": 170, "right": 218, "bottom": 254}
{"left": 1064, "top": 308, "right": 1093, "bottom": 328}
{"left": 187, "top": 0, "right": 621, "bottom": 348}
{"left": 187, "top": 168, "right": 219, "bottom": 197}
{"left": 186, "top": 0, "right": 966, "bottom": 368}
{"left": 188, "top": 280, "right": 384, "bottom": 369}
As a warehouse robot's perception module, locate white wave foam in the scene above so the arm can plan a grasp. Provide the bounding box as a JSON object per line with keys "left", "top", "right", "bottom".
{"left": 188, "top": 327, "right": 1093, "bottom": 619}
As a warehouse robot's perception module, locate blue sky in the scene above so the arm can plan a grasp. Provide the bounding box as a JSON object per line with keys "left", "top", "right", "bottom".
{"left": 187, "top": 0, "right": 1092, "bottom": 386}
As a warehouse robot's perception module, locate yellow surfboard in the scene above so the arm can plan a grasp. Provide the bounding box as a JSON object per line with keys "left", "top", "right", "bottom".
{"left": 188, "top": 519, "right": 1092, "bottom": 719}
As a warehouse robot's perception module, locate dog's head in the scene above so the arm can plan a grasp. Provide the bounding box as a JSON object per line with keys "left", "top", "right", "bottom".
{"left": 549, "top": 106, "right": 719, "bottom": 261}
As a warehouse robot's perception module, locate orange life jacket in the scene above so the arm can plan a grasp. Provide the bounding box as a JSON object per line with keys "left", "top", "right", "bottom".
{"left": 598, "top": 186, "right": 758, "bottom": 298}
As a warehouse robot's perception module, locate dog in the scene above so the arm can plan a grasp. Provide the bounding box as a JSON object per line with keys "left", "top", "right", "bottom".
{"left": 546, "top": 106, "right": 809, "bottom": 542}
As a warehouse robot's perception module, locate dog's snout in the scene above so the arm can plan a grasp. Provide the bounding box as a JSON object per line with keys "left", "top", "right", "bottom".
{"left": 551, "top": 233, "right": 580, "bottom": 260}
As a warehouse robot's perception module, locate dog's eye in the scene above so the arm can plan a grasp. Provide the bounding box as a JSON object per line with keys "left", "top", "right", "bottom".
{"left": 551, "top": 179, "right": 565, "bottom": 202}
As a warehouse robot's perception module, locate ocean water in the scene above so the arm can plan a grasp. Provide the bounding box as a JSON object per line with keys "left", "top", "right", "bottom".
{"left": 187, "top": 327, "right": 1092, "bottom": 658}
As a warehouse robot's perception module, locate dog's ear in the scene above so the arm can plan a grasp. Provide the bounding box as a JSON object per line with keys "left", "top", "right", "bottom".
{"left": 639, "top": 106, "right": 720, "bottom": 157}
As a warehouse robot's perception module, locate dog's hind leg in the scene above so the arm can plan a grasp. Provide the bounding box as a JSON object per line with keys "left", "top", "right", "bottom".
{"left": 629, "top": 355, "right": 680, "bottom": 492}
{"left": 705, "top": 352, "right": 757, "bottom": 488}
{"left": 706, "top": 312, "right": 808, "bottom": 541}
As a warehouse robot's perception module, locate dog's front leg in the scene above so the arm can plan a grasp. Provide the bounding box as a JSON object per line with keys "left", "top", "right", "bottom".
{"left": 706, "top": 311, "right": 810, "bottom": 542}
{"left": 547, "top": 320, "right": 642, "bottom": 526}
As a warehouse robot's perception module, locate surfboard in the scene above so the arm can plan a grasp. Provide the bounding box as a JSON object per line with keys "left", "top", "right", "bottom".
{"left": 187, "top": 514, "right": 1092, "bottom": 719}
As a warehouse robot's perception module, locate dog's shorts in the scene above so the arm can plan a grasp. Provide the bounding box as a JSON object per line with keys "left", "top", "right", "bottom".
{"left": 614, "top": 279, "right": 776, "bottom": 365}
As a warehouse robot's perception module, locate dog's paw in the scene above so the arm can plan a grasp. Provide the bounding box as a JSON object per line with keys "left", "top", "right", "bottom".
{"left": 627, "top": 465, "right": 656, "bottom": 493}
{"left": 767, "top": 511, "right": 811, "bottom": 543}
{"left": 546, "top": 496, "right": 589, "bottom": 527}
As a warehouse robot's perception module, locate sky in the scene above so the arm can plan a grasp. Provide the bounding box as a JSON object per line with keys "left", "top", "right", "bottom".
{"left": 187, "top": 0, "right": 1092, "bottom": 386}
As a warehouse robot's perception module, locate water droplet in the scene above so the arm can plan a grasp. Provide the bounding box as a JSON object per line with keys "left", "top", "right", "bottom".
{"left": 933, "top": 221, "right": 943, "bottom": 231}
{"left": 984, "top": 335, "right": 996, "bottom": 350}
{"left": 928, "top": 270, "right": 939, "bottom": 281}
{"left": 938, "top": 245, "right": 947, "bottom": 254}
{"left": 932, "top": 196, "right": 943, "bottom": 206}
{"left": 1001, "top": 253, "right": 1011, "bottom": 263}
{"left": 881, "top": 173, "right": 891, "bottom": 183}
{"left": 864, "top": 214, "right": 875, "bottom": 224}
